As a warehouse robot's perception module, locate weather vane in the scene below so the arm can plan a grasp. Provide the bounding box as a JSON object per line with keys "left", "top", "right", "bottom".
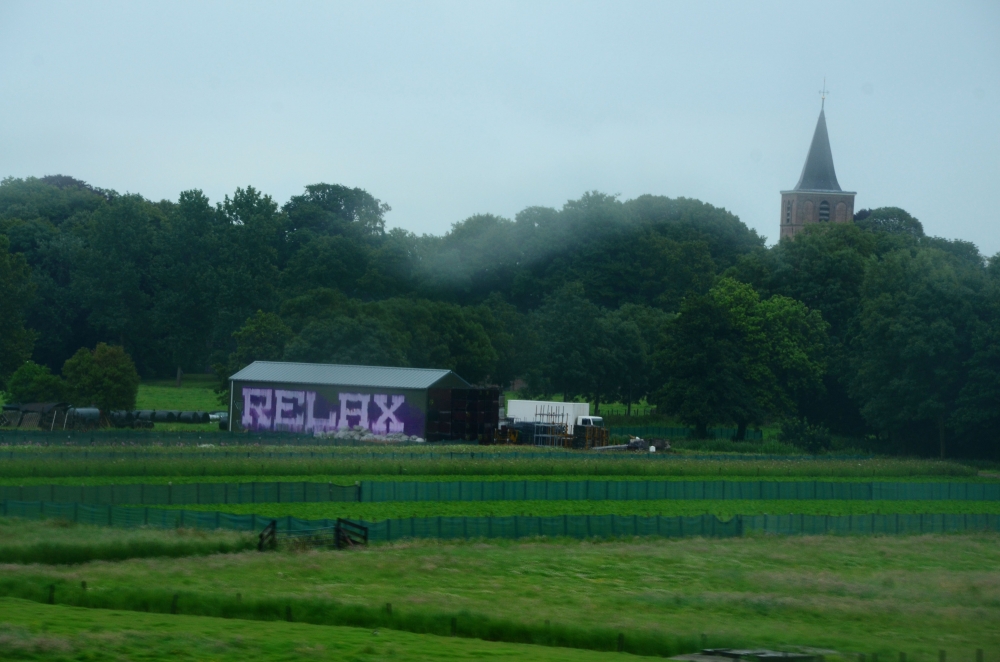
{"left": 819, "top": 77, "right": 829, "bottom": 109}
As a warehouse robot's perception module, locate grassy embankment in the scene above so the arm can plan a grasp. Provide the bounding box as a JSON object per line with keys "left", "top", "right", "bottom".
{"left": 2, "top": 533, "right": 997, "bottom": 657}
{"left": 0, "top": 598, "right": 629, "bottom": 662}
{"left": 0, "top": 517, "right": 254, "bottom": 564}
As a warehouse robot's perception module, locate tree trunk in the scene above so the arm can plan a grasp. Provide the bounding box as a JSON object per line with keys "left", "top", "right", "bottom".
{"left": 938, "top": 412, "right": 946, "bottom": 459}
{"left": 736, "top": 421, "right": 747, "bottom": 441}
{"left": 626, "top": 384, "right": 632, "bottom": 417}
{"left": 176, "top": 366, "right": 183, "bottom": 388}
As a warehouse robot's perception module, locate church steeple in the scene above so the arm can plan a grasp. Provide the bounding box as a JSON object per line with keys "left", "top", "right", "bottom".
{"left": 779, "top": 98, "right": 856, "bottom": 240}
{"left": 794, "top": 109, "right": 842, "bottom": 192}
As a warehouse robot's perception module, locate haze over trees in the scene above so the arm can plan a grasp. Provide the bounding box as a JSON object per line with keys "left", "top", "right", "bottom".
{"left": 0, "top": 176, "right": 997, "bottom": 457}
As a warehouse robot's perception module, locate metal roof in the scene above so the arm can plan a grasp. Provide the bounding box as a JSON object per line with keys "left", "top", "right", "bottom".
{"left": 229, "top": 361, "right": 470, "bottom": 390}
{"left": 794, "top": 109, "right": 843, "bottom": 192}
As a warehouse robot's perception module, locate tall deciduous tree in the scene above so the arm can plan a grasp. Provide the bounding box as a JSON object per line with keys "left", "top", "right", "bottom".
{"left": 62, "top": 343, "right": 140, "bottom": 411}
{"left": 0, "top": 235, "right": 36, "bottom": 389}
{"left": 654, "top": 278, "right": 827, "bottom": 439}
{"left": 849, "top": 247, "right": 985, "bottom": 457}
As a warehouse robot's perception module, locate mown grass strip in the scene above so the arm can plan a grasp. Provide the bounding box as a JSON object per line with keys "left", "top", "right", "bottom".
{"left": 0, "top": 577, "right": 719, "bottom": 658}
{"left": 0, "top": 455, "right": 975, "bottom": 480}
{"left": 170, "top": 499, "right": 1000, "bottom": 520}
{"left": 0, "top": 598, "right": 646, "bottom": 662}
{"left": 3, "top": 472, "right": 996, "bottom": 487}
{"left": 0, "top": 517, "right": 255, "bottom": 564}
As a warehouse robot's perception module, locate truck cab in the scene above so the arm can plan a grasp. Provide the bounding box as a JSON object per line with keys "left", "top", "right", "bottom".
{"left": 576, "top": 416, "right": 604, "bottom": 428}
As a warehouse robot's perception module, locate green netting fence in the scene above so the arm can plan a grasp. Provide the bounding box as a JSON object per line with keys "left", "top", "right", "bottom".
{"left": 359, "top": 480, "right": 1000, "bottom": 502}
{"left": 3, "top": 500, "right": 998, "bottom": 540}
{"left": 2, "top": 480, "right": 998, "bottom": 506}
{"left": 0, "top": 482, "right": 360, "bottom": 506}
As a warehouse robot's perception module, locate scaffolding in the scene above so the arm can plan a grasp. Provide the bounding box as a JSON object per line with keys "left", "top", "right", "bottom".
{"left": 531, "top": 404, "right": 572, "bottom": 448}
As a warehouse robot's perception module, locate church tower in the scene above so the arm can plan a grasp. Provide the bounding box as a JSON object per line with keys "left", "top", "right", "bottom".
{"left": 780, "top": 103, "right": 855, "bottom": 239}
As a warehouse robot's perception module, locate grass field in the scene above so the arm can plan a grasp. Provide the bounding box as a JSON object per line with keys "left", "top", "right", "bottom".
{"left": 2, "top": 533, "right": 997, "bottom": 657}
{"left": 0, "top": 517, "right": 254, "bottom": 564}
{"left": 163, "top": 498, "right": 1000, "bottom": 520}
{"left": 0, "top": 454, "right": 978, "bottom": 479}
{"left": 0, "top": 598, "right": 632, "bottom": 662}
{"left": 2, "top": 440, "right": 996, "bottom": 659}
{"left": 3, "top": 471, "right": 997, "bottom": 487}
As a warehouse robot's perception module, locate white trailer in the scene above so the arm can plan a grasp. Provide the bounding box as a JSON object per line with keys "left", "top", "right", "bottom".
{"left": 505, "top": 400, "right": 590, "bottom": 433}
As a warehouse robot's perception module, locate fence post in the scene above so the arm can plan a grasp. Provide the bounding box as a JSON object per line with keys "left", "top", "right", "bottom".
{"left": 618, "top": 633, "right": 625, "bottom": 652}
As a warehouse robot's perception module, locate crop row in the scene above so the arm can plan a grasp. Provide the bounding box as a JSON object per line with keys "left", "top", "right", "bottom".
{"left": 164, "top": 499, "right": 1000, "bottom": 520}
{"left": 0, "top": 456, "right": 976, "bottom": 479}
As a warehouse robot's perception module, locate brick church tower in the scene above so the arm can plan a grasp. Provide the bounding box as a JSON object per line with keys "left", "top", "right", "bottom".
{"left": 780, "top": 104, "right": 855, "bottom": 239}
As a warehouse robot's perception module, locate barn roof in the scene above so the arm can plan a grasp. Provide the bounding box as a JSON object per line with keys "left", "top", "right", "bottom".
{"left": 229, "top": 361, "right": 470, "bottom": 390}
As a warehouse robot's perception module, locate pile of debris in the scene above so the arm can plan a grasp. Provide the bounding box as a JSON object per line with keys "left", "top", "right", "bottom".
{"left": 317, "top": 426, "right": 425, "bottom": 443}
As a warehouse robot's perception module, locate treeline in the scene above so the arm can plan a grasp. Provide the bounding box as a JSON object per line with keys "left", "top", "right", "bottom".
{"left": 0, "top": 176, "right": 998, "bottom": 457}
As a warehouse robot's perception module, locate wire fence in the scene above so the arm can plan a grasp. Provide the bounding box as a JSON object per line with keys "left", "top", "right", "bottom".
{"left": 2, "top": 480, "right": 998, "bottom": 506}
{"left": 3, "top": 499, "right": 998, "bottom": 541}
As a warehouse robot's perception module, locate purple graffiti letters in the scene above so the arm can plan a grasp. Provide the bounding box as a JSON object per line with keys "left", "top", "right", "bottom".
{"left": 305, "top": 391, "right": 338, "bottom": 433}
{"left": 372, "top": 394, "right": 405, "bottom": 434}
{"left": 273, "top": 390, "right": 305, "bottom": 431}
{"left": 240, "top": 387, "right": 417, "bottom": 435}
{"left": 242, "top": 388, "right": 273, "bottom": 429}
{"left": 337, "top": 393, "right": 371, "bottom": 430}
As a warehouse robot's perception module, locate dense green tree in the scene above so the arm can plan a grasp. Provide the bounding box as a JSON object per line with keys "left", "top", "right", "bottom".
{"left": 728, "top": 223, "right": 877, "bottom": 435}
{"left": 73, "top": 194, "right": 160, "bottom": 372}
{"left": 0, "top": 235, "right": 36, "bottom": 389}
{"left": 849, "top": 247, "right": 985, "bottom": 457}
{"left": 467, "top": 293, "right": 531, "bottom": 389}
{"left": 528, "top": 283, "right": 603, "bottom": 401}
{"left": 3, "top": 361, "right": 68, "bottom": 403}
{"left": 368, "top": 298, "right": 498, "bottom": 384}
{"left": 603, "top": 304, "right": 672, "bottom": 414}
{"left": 283, "top": 316, "right": 407, "bottom": 367}
{"left": 62, "top": 343, "right": 141, "bottom": 410}
{"left": 653, "top": 279, "right": 827, "bottom": 439}
{"left": 213, "top": 187, "right": 283, "bottom": 353}
{"left": 150, "top": 190, "right": 220, "bottom": 378}
{"left": 212, "top": 310, "right": 293, "bottom": 403}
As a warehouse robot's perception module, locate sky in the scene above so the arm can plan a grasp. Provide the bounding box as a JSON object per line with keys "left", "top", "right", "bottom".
{"left": 1, "top": 1, "right": 998, "bottom": 254}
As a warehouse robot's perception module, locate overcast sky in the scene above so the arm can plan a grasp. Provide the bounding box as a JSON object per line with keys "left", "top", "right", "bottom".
{"left": 1, "top": 1, "right": 998, "bottom": 254}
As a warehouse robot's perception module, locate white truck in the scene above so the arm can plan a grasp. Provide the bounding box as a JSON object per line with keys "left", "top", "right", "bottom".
{"left": 505, "top": 400, "right": 600, "bottom": 434}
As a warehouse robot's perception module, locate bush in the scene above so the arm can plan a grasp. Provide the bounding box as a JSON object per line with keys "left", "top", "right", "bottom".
{"left": 778, "top": 418, "right": 833, "bottom": 454}
{"left": 2, "top": 361, "right": 69, "bottom": 404}
{"left": 62, "top": 343, "right": 140, "bottom": 410}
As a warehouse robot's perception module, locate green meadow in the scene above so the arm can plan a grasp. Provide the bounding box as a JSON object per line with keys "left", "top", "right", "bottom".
{"left": 2, "top": 532, "right": 997, "bottom": 658}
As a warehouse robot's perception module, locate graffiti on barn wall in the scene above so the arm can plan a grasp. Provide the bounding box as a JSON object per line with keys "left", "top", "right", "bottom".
{"left": 240, "top": 387, "right": 422, "bottom": 435}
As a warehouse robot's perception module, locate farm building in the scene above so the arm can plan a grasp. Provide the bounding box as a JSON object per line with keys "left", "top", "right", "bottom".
{"left": 228, "top": 361, "right": 499, "bottom": 441}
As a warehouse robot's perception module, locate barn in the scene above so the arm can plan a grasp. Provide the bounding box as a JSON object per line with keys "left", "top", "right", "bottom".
{"left": 228, "top": 361, "right": 499, "bottom": 441}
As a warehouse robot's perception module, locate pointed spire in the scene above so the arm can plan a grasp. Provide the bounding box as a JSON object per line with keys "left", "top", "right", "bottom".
{"left": 794, "top": 109, "right": 842, "bottom": 192}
